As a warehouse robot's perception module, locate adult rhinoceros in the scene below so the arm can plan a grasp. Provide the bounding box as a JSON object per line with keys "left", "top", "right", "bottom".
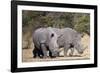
{"left": 32, "top": 27, "right": 59, "bottom": 58}
{"left": 32, "top": 27, "right": 85, "bottom": 58}
{"left": 53, "top": 28, "right": 85, "bottom": 56}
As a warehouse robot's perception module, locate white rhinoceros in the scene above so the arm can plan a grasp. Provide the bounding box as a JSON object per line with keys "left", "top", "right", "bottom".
{"left": 32, "top": 27, "right": 85, "bottom": 58}
{"left": 32, "top": 27, "right": 59, "bottom": 58}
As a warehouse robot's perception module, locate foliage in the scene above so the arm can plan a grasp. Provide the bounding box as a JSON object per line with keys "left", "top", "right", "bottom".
{"left": 22, "top": 10, "right": 90, "bottom": 49}
{"left": 22, "top": 10, "right": 90, "bottom": 35}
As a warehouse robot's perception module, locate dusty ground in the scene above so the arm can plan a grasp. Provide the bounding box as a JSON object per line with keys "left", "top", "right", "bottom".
{"left": 22, "top": 34, "right": 90, "bottom": 62}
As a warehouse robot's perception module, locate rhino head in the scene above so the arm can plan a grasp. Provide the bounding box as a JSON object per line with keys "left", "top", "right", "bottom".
{"left": 47, "top": 27, "right": 59, "bottom": 57}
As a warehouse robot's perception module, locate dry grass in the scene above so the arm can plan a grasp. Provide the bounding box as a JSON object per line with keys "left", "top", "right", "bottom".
{"left": 22, "top": 34, "right": 90, "bottom": 62}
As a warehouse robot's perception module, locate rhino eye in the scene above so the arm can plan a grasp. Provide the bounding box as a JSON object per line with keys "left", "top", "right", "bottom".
{"left": 51, "top": 33, "right": 54, "bottom": 38}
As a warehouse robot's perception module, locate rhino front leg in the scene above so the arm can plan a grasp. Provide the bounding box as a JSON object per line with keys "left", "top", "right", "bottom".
{"left": 64, "top": 44, "right": 70, "bottom": 57}
{"left": 49, "top": 49, "right": 57, "bottom": 58}
{"left": 40, "top": 44, "right": 47, "bottom": 58}
{"left": 69, "top": 48, "right": 74, "bottom": 56}
{"left": 64, "top": 48, "right": 68, "bottom": 57}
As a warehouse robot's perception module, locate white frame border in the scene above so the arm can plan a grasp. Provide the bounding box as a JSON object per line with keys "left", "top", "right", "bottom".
{"left": 17, "top": 5, "right": 94, "bottom": 68}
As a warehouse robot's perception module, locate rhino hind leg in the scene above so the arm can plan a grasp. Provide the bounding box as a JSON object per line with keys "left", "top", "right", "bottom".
{"left": 69, "top": 43, "right": 74, "bottom": 56}
{"left": 33, "top": 46, "right": 44, "bottom": 58}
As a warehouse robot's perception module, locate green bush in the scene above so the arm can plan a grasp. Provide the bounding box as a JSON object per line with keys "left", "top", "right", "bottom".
{"left": 22, "top": 10, "right": 90, "bottom": 35}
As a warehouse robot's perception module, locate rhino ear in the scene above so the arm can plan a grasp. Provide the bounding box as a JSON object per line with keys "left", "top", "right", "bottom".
{"left": 51, "top": 33, "right": 54, "bottom": 38}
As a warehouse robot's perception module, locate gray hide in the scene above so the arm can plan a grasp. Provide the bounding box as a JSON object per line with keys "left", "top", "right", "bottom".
{"left": 53, "top": 28, "right": 84, "bottom": 56}
{"left": 33, "top": 27, "right": 59, "bottom": 58}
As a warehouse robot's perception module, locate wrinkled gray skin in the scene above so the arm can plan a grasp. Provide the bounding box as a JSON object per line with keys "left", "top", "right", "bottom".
{"left": 33, "top": 27, "right": 84, "bottom": 58}
{"left": 32, "top": 27, "right": 59, "bottom": 58}
{"left": 53, "top": 28, "right": 84, "bottom": 56}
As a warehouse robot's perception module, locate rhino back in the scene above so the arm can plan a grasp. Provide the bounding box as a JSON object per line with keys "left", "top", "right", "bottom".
{"left": 33, "top": 28, "right": 48, "bottom": 49}
{"left": 60, "top": 28, "right": 79, "bottom": 45}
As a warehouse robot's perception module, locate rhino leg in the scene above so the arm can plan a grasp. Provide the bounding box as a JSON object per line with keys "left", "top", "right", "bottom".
{"left": 64, "top": 48, "right": 68, "bottom": 57}
{"left": 69, "top": 43, "right": 74, "bottom": 56}
{"left": 45, "top": 47, "right": 56, "bottom": 58}
{"left": 46, "top": 46, "right": 55, "bottom": 58}
{"left": 37, "top": 49, "right": 44, "bottom": 58}
{"left": 64, "top": 44, "right": 70, "bottom": 57}
{"left": 33, "top": 48, "right": 37, "bottom": 58}
{"left": 33, "top": 46, "right": 44, "bottom": 58}
{"left": 49, "top": 50, "right": 57, "bottom": 58}
{"left": 69, "top": 48, "right": 74, "bottom": 56}
{"left": 40, "top": 44, "right": 48, "bottom": 58}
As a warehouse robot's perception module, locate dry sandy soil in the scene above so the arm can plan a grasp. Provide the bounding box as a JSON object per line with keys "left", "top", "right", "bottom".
{"left": 22, "top": 34, "right": 90, "bottom": 62}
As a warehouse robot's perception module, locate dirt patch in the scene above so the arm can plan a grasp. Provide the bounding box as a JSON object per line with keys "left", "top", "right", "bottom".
{"left": 22, "top": 34, "right": 90, "bottom": 62}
